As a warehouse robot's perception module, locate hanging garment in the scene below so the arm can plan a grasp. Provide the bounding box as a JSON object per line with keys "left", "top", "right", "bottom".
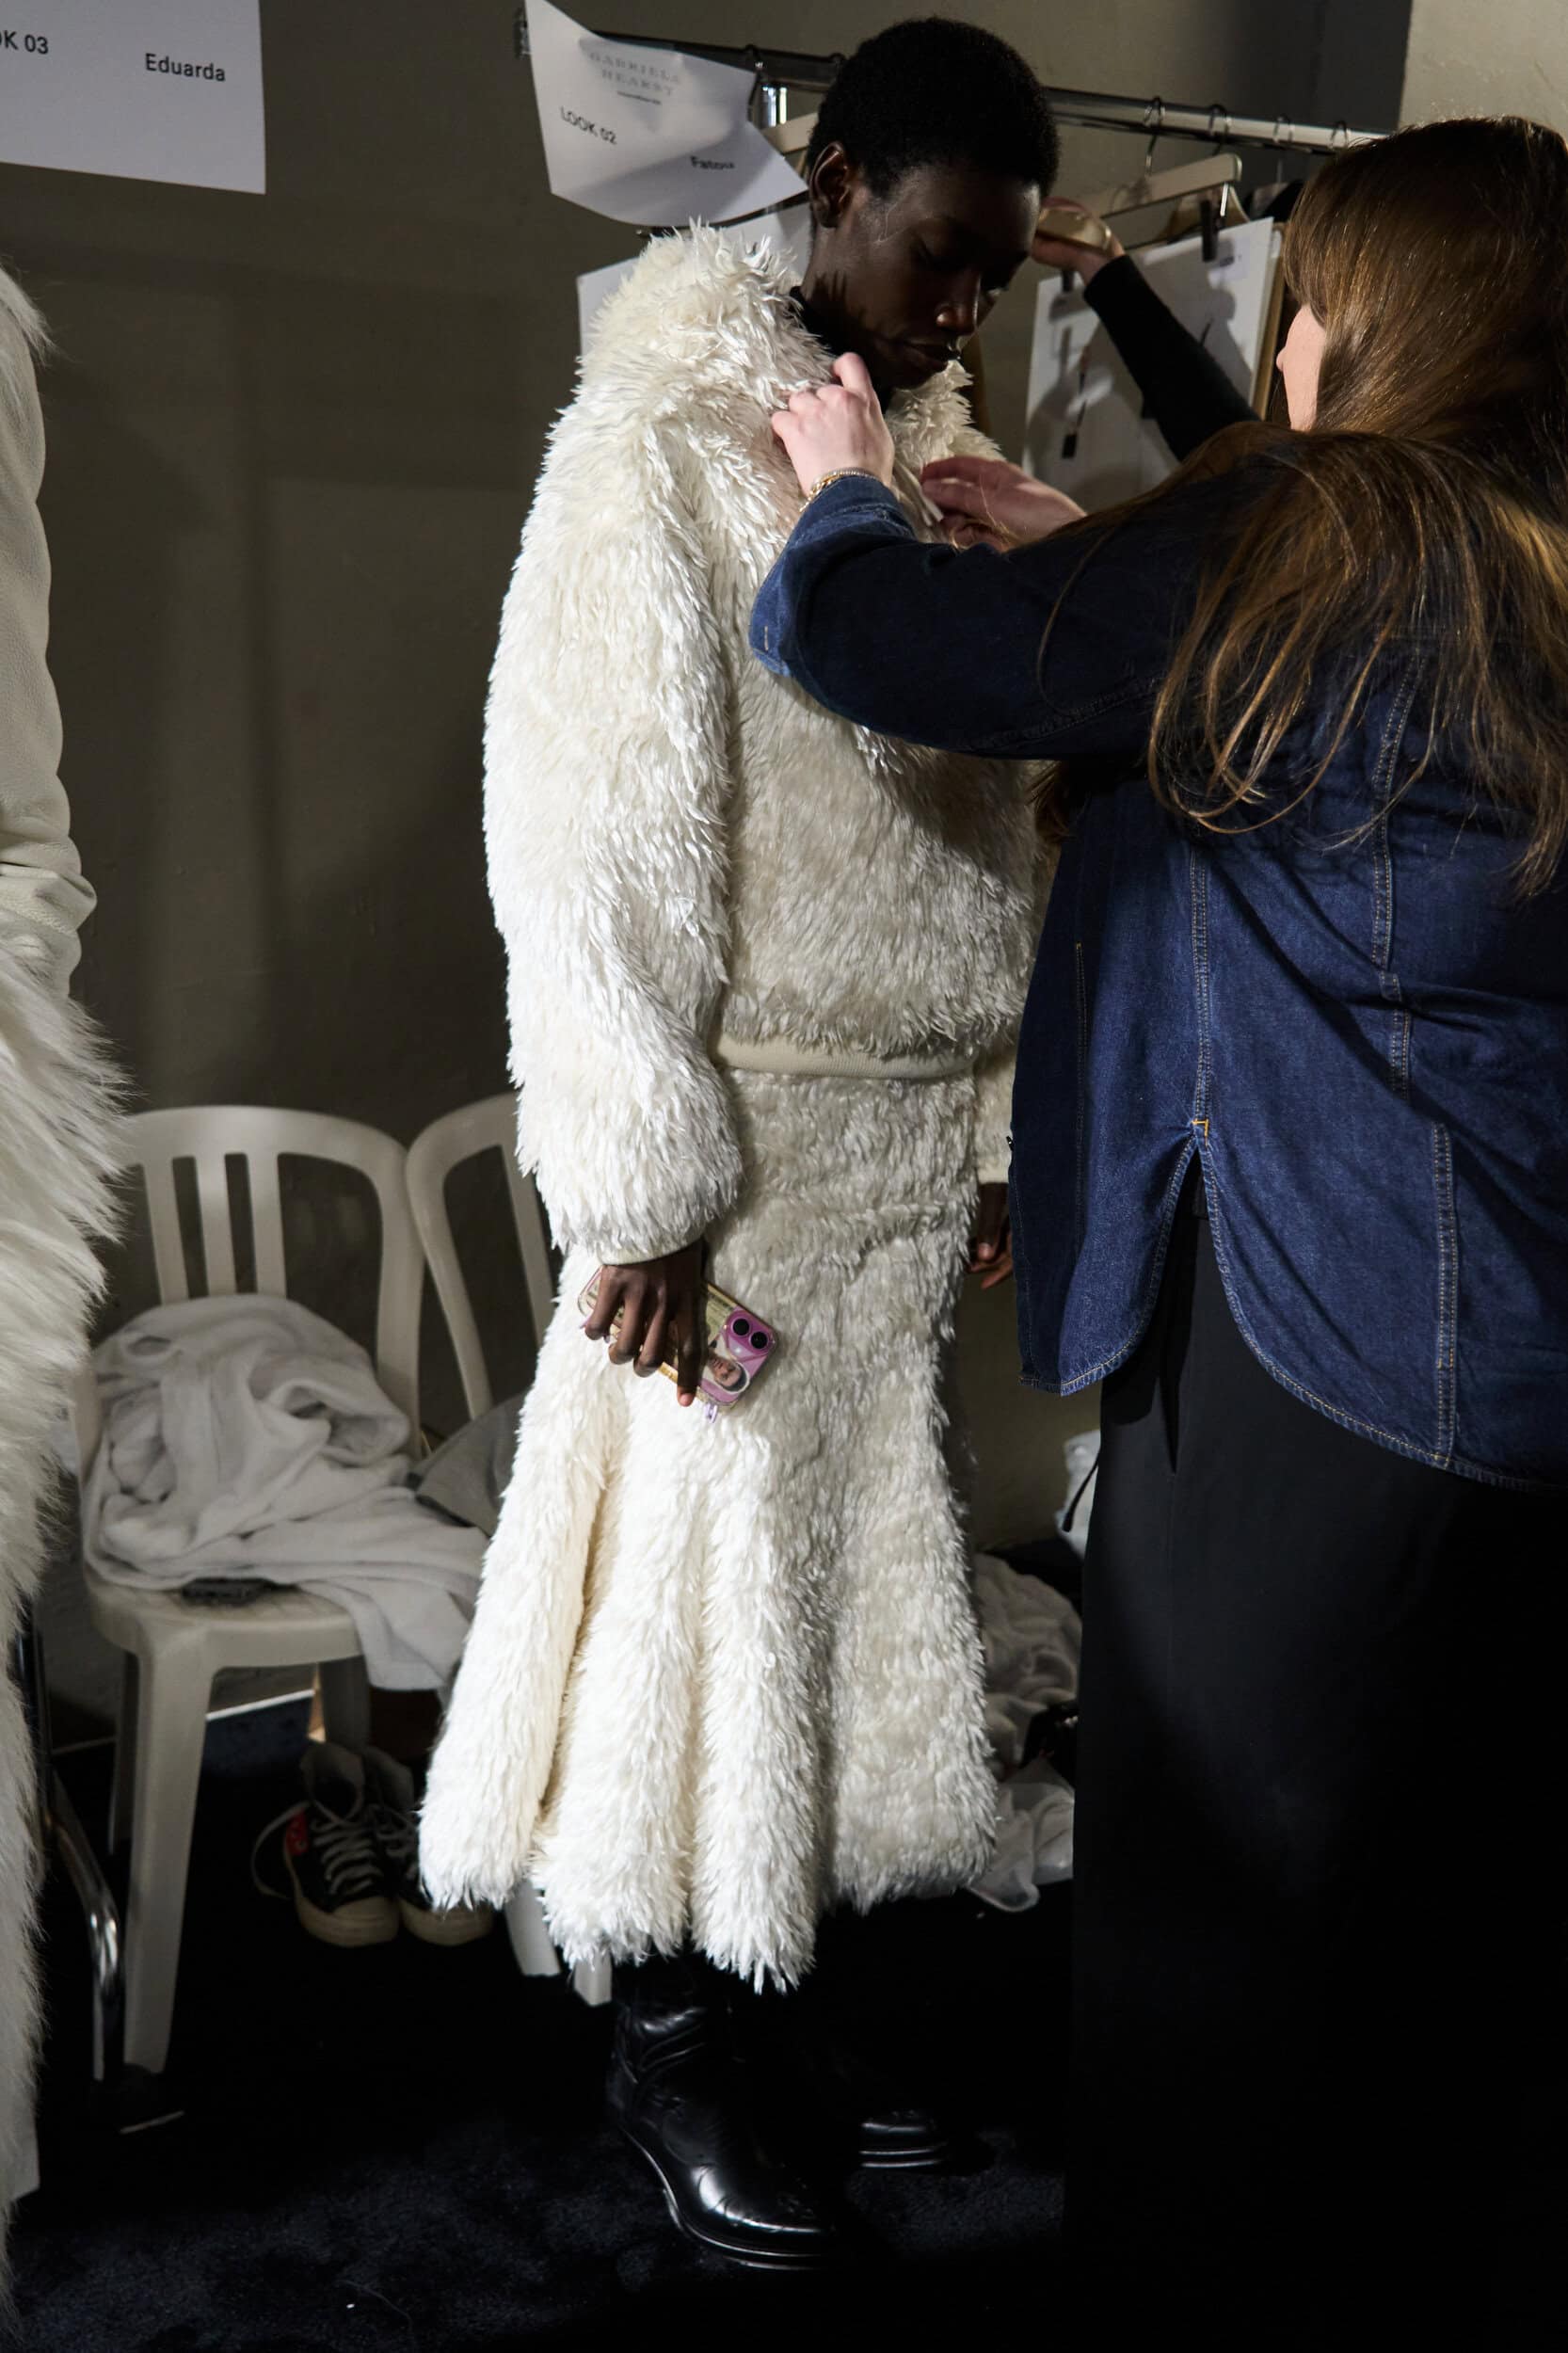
{"left": 419, "top": 229, "right": 1045, "bottom": 1985}
{"left": 85, "top": 1298, "right": 484, "bottom": 1689}
{"left": 0, "top": 269, "right": 121, "bottom": 2253}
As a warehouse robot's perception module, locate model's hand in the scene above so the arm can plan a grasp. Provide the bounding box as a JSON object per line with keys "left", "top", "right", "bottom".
{"left": 1033, "top": 200, "right": 1126, "bottom": 282}
{"left": 584, "top": 1241, "right": 706, "bottom": 1405}
{"left": 969, "top": 1183, "right": 1014, "bottom": 1290}
{"left": 771, "top": 353, "right": 895, "bottom": 497}
{"left": 921, "top": 455, "right": 1086, "bottom": 552}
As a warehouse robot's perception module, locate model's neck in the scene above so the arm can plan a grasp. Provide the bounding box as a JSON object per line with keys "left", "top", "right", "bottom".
{"left": 793, "top": 268, "right": 895, "bottom": 402}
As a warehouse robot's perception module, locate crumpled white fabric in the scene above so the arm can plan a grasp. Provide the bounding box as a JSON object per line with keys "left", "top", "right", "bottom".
{"left": 84, "top": 1297, "right": 484, "bottom": 1688}
{"left": 969, "top": 1551, "right": 1080, "bottom": 1911}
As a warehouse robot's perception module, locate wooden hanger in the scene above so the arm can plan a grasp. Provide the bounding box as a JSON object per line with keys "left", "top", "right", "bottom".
{"left": 1038, "top": 153, "right": 1245, "bottom": 249}
{"left": 1041, "top": 154, "right": 1248, "bottom": 271}
{"left": 1160, "top": 178, "right": 1250, "bottom": 243}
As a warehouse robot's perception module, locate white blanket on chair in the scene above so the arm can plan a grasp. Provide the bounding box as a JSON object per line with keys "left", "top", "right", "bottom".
{"left": 83, "top": 1297, "right": 484, "bottom": 1688}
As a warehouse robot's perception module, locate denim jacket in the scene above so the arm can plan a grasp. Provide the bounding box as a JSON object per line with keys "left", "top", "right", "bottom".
{"left": 751, "top": 469, "right": 1568, "bottom": 1489}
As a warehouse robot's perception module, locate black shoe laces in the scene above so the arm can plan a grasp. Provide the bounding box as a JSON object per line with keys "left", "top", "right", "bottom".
{"left": 251, "top": 1791, "right": 385, "bottom": 1903}
{"left": 368, "top": 1801, "right": 418, "bottom": 1875}
{"left": 311, "top": 1801, "right": 385, "bottom": 1899}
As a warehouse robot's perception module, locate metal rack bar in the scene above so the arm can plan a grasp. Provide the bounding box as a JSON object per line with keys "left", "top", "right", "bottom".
{"left": 512, "top": 12, "right": 1387, "bottom": 157}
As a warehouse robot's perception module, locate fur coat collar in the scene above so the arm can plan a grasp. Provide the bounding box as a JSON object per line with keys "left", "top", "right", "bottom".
{"left": 581, "top": 225, "right": 982, "bottom": 523}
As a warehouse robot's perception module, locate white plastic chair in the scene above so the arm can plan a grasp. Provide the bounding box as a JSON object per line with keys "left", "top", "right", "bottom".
{"left": 405, "top": 1097, "right": 608, "bottom": 2004}
{"left": 81, "top": 1106, "right": 424, "bottom": 2076}
{"left": 405, "top": 1093, "right": 554, "bottom": 1419}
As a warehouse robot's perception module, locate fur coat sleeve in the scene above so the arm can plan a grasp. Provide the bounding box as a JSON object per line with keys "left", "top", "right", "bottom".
{"left": 0, "top": 280, "right": 96, "bottom": 997}
{"left": 484, "top": 385, "right": 742, "bottom": 1266}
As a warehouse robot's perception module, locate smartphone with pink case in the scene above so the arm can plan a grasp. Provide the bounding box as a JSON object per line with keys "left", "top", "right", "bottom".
{"left": 576, "top": 1273, "right": 779, "bottom": 1412}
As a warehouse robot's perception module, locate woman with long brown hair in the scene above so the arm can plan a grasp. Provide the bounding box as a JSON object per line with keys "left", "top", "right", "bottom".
{"left": 751, "top": 116, "right": 1568, "bottom": 2344}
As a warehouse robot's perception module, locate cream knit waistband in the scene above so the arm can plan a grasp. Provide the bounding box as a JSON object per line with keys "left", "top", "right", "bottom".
{"left": 712, "top": 1032, "right": 976, "bottom": 1082}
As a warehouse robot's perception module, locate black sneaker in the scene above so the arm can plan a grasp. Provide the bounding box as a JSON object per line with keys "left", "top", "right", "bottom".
{"left": 361, "top": 1745, "right": 495, "bottom": 1947}
{"left": 255, "top": 1740, "right": 399, "bottom": 1948}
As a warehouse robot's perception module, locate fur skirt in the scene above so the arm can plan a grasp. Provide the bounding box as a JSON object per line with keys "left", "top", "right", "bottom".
{"left": 418, "top": 1068, "right": 999, "bottom": 1985}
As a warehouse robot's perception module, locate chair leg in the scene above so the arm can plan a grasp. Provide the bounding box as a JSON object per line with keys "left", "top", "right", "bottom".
{"left": 14, "top": 1613, "right": 125, "bottom": 2093}
{"left": 317, "top": 1657, "right": 370, "bottom": 1753}
{"left": 109, "top": 1652, "right": 137, "bottom": 1854}
{"left": 123, "top": 1638, "right": 212, "bottom": 2078}
{"left": 50, "top": 1766, "right": 124, "bottom": 2086}
{"left": 504, "top": 1883, "right": 561, "bottom": 1979}
{"left": 570, "top": 1954, "right": 613, "bottom": 2009}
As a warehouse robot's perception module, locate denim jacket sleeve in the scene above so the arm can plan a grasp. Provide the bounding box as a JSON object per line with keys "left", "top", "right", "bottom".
{"left": 749, "top": 469, "right": 1257, "bottom": 763}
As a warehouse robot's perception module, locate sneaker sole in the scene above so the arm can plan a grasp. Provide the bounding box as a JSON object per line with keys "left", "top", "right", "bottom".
{"left": 398, "top": 1897, "right": 495, "bottom": 1947}
{"left": 286, "top": 1865, "right": 398, "bottom": 1948}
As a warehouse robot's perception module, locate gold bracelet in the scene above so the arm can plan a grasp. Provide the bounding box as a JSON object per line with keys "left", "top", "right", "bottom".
{"left": 806, "top": 468, "right": 886, "bottom": 501}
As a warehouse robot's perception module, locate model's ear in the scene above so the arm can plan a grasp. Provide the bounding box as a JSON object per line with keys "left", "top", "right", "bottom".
{"left": 808, "top": 140, "right": 858, "bottom": 233}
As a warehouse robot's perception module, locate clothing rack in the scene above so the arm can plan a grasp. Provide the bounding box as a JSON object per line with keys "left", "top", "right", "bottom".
{"left": 512, "top": 12, "right": 1387, "bottom": 157}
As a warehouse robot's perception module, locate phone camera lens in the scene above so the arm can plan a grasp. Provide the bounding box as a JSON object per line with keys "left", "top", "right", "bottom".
{"left": 752, "top": 1329, "right": 771, "bottom": 1350}
{"left": 731, "top": 1317, "right": 750, "bottom": 1339}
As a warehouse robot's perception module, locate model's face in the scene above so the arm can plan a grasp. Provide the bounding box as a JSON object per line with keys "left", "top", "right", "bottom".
{"left": 802, "top": 150, "right": 1040, "bottom": 394}
{"left": 1277, "top": 304, "right": 1327, "bottom": 428}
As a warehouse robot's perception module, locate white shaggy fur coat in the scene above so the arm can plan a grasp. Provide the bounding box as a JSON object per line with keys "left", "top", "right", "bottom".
{"left": 419, "top": 232, "right": 1041, "bottom": 1985}
{"left": 0, "top": 270, "right": 120, "bottom": 2254}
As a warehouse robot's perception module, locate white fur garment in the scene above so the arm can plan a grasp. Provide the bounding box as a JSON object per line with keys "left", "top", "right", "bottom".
{"left": 0, "top": 948, "right": 120, "bottom": 2238}
{"left": 0, "top": 271, "right": 121, "bottom": 2268}
{"left": 419, "top": 231, "right": 1044, "bottom": 1984}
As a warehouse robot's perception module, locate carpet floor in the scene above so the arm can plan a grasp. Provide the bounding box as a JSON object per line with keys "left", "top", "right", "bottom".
{"left": 14, "top": 1701, "right": 1069, "bottom": 2352}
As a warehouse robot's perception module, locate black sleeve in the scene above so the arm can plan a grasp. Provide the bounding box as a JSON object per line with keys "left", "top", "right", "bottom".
{"left": 1083, "top": 253, "right": 1259, "bottom": 462}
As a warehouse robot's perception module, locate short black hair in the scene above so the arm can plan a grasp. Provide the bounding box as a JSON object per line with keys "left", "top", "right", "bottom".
{"left": 805, "top": 18, "right": 1058, "bottom": 200}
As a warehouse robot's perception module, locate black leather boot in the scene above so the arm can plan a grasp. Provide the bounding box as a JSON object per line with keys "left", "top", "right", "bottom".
{"left": 607, "top": 1953, "right": 844, "bottom": 2270}
{"left": 813, "top": 2038, "right": 958, "bottom": 2170}
{"left": 783, "top": 1910, "right": 961, "bottom": 2172}
{"left": 757, "top": 2000, "right": 958, "bottom": 2171}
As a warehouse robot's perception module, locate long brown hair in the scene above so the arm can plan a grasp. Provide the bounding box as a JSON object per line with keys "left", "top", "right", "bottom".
{"left": 1064, "top": 117, "right": 1568, "bottom": 889}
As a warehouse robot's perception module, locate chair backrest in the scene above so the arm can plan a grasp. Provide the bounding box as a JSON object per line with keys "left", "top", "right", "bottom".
{"left": 104, "top": 1105, "right": 423, "bottom": 1439}
{"left": 405, "top": 1095, "right": 554, "bottom": 1419}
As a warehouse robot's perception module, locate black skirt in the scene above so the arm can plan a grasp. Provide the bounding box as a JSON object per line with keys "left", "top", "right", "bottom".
{"left": 1070, "top": 1192, "right": 1567, "bottom": 2347}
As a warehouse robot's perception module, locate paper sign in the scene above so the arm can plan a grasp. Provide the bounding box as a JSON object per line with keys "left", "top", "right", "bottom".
{"left": 0, "top": 1, "right": 264, "bottom": 193}
{"left": 576, "top": 206, "right": 811, "bottom": 352}
{"left": 529, "top": 0, "right": 805, "bottom": 228}
{"left": 1024, "top": 219, "right": 1281, "bottom": 509}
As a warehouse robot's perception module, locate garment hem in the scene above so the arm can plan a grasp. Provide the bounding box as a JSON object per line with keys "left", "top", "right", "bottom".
{"left": 1022, "top": 1155, "right": 1564, "bottom": 1495}
{"left": 1023, "top": 1345, "right": 1560, "bottom": 1496}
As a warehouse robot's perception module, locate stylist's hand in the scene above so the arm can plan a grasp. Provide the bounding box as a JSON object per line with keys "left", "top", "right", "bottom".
{"left": 584, "top": 1241, "right": 706, "bottom": 1406}
{"left": 771, "top": 353, "right": 895, "bottom": 498}
{"left": 969, "top": 1183, "right": 1014, "bottom": 1290}
{"left": 1032, "top": 200, "right": 1126, "bottom": 282}
{"left": 922, "top": 456, "right": 1085, "bottom": 552}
